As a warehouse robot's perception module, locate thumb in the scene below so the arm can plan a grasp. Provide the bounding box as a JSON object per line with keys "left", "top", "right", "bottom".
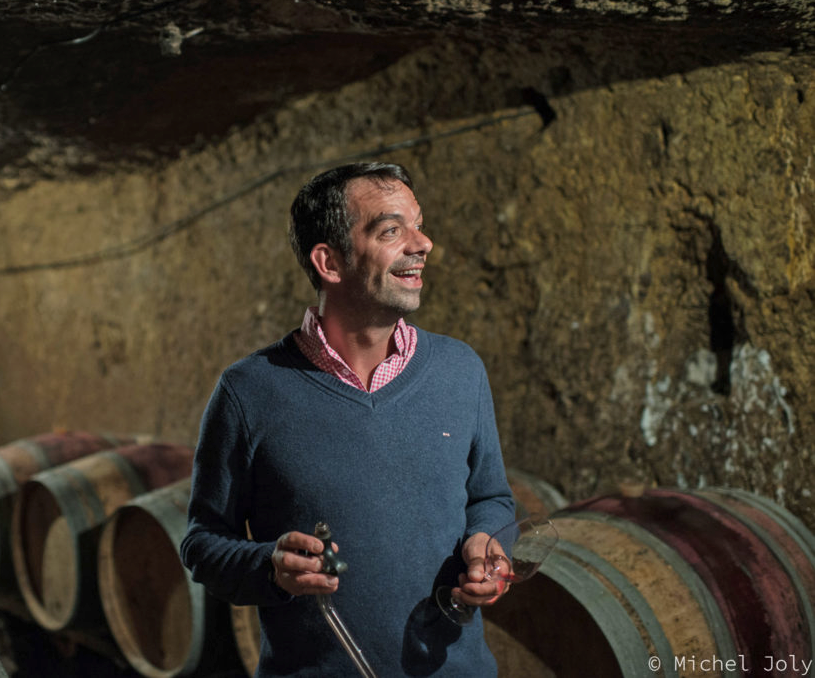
{"left": 467, "top": 556, "right": 485, "bottom": 582}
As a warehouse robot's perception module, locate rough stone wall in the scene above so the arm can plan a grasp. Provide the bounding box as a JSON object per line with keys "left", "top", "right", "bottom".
{"left": 1, "top": 38, "right": 813, "bottom": 529}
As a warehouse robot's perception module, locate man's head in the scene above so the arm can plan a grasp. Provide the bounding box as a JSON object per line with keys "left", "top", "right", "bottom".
{"left": 289, "top": 162, "right": 415, "bottom": 291}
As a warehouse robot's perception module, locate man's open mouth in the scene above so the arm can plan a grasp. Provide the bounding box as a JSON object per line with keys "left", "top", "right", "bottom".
{"left": 392, "top": 268, "right": 422, "bottom": 278}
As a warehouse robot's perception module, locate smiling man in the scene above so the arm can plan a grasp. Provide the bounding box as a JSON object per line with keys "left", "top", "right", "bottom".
{"left": 181, "top": 162, "right": 515, "bottom": 677}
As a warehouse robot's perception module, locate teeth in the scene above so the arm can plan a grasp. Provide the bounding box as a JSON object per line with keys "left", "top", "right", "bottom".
{"left": 394, "top": 269, "right": 420, "bottom": 276}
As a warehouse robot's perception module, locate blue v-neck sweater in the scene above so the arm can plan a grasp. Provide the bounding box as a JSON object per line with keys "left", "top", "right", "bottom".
{"left": 181, "top": 327, "right": 515, "bottom": 677}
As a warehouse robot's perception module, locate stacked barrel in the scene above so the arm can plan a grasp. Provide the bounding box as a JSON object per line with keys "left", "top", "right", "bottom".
{"left": 0, "top": 431, "right": 243, "bottom": 677}
{"left": 0, "top": 431, "right": 138, "bottom": 611}
{"left": 483, "top": 477, "right": 815, "bottom": 678}
{"left": 2, "top": 434, "right": 813, "bottom": 678}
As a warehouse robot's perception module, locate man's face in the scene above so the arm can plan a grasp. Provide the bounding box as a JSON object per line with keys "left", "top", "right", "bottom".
{"left": 339, "top": 177, "right": 433, "bottom": 323}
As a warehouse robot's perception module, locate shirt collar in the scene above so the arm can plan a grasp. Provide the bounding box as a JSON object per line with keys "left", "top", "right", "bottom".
{"left": 299, "top": 306, "right": 412, "bottom": 358}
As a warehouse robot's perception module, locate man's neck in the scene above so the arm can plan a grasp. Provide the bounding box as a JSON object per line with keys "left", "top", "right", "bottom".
{"left": 318, "top": 302, "right": 399, "bottom": 390}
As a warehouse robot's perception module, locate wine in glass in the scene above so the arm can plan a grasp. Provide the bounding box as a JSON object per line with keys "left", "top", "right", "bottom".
{"left": 435, "top": 517, "right": 558, "bottom": 626}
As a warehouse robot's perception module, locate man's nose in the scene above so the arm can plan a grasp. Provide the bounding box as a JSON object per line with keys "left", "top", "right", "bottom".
{"left": 408, "top": 228, "right": 433, "bottom": 255}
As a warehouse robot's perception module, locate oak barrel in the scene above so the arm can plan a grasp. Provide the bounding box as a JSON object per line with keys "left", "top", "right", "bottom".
{"left": 483, "top": 468, "right": 566, "bottom": 677}
{"left": 11, "top": 442, "right": 193, "bottom": 631}
{"left": 0, "top": 431, "right": 135, "bottom": 603}
{"left": 98, "top": 477, "right": 239, "bottom": 678}
{"left": 490, "top": 484, "right": 815, "bottom": 678}
{"left": 231, "top": 604, "right": 262, "bottom": 678}
{"left": 229, "top": 520, "right": 262, "bottom": 677}
{"left": 504, "top": 467, "right": 568, "bottom": 520}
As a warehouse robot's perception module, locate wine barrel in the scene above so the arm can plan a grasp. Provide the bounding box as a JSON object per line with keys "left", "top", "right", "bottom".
{"left": 504, "top": 467, "right": 568, "bottom": 519}
{"left": 11, "top": 442, "right": 193, "bottom": 631}
{"left": 229, "top": 519, "right": 263, "bottom": 677}
{"left": 482, "top": 469, "right": 566, "bottom": 677}
{"left": 98, "top": 478, "right": 239, "bottom": 678}
{"left": 0, "top": 431, "right": 135, "bottom": 603}
{"left": 487, "top": 484, "right": 815, "bottom": 678}
{"left": 231, "top": 604, "right": 262, "bottom": 678}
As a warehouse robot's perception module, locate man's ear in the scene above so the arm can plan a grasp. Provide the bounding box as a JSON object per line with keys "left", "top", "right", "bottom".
{"left": 310, "top": 244, "right": 343, "bottom": 285}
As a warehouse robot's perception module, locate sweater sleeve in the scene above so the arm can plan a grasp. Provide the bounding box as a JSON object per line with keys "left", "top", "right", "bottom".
{"left": 179, "top": 374, "right": 292, "bottom": 607}
{"left": 463, "top": 361, "right": 515, "bottom": 538}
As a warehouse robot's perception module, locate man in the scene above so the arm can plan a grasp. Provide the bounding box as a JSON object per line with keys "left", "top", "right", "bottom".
{"left": 180, "top": 162, "right": 515, "bottom": 676}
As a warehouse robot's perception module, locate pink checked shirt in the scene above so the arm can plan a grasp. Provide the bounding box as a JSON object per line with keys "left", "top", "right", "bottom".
{"left": 293, "top": 307, "right": 418, "bottom": 392}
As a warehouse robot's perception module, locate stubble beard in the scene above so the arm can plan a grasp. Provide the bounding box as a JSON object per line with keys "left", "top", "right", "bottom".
{"left": 346, "top": 265, "right": 423, "bottom": 327}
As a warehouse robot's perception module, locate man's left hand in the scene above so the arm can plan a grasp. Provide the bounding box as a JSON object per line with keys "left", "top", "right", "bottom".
{"left": 452, "top": 532, "right": 509, "bottom": 607}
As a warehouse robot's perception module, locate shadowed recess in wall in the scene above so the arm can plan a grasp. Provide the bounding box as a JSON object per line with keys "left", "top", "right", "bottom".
{"left": 705, "top": 220, "right": 752, "bottom": 396}
{"left": 2, "top": 0, "right": 813, "bottom": 189}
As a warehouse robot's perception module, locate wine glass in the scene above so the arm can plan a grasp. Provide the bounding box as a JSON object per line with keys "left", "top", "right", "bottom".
{"left": 435, "top": 516, "right": 558, "bottom": 626}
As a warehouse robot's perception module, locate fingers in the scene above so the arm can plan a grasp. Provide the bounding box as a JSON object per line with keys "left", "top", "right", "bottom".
{"left": 453, "top": 574, "right": 509, "bottom": 607}
{"left": 277, "top": 530, "right": 325, "bottom": 555}
{"left": 272, "top": 531, "right": 340, "bottom": 596}
{"left": 274, "top": 568, "right": 338, "bottom": 596}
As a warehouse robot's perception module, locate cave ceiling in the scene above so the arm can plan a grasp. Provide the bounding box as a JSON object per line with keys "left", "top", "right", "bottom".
{"left": 1, "top": 0, "right": 813, "bottom": 191}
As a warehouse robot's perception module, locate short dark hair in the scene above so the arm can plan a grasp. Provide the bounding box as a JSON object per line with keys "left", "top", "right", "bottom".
{"left": 289, "top": 162, "right": 414, "bottom": 290}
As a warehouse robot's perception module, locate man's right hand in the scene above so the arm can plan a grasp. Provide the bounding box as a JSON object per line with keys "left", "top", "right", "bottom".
{"left": 271, "top": 531, "right": 340, "bottom": 596}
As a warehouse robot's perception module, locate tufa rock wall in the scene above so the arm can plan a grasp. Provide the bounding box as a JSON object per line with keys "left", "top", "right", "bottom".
{"left": 1, "top": 38, "right": 813, "bottom": 529}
